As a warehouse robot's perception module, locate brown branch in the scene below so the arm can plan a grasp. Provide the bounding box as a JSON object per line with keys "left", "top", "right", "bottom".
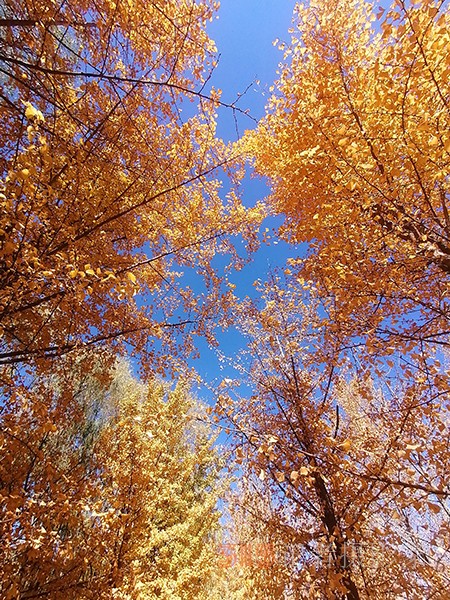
{"left": 0, "top": 53, "right": 257, "bottom": 121}
{"left": 349, "top": 471, "right": 449, "bottom": 498}
{"left": 47, "top": 156, "right": 235, "bottom": 256}
{"left": 0, "top": 19, "right": 96, "bottom": 27}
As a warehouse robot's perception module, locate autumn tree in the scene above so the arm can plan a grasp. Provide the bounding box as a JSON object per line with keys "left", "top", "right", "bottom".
{"left": 0, "top": 357, "right": 224, "bottom": 599}
{"left": 213, "top": 478, "right": 295, "bottom": 600}
{"left": 0, "top": 351, "right": 110, "bottom": 599}
{"left": 239, "top": 1, "right": 450, "bottom": 594}
{"left": 246, "top": 0, "right": 450, "bottom": 358}
{"left": 0, "top": 3, "right": 264, "bottom": 597}
{"left": 0, "top": 0, "right": 261, "bottom": 377}
{"left": 97, "top": 364, "right": 223, "bottom": 600}
{"left": 217, "top": 275, "right": 450, "bottom": 599}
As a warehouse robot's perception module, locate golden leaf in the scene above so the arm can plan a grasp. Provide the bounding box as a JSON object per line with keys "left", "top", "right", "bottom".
{"left": 275, "top": 471, "right": 285, "bottom": 483}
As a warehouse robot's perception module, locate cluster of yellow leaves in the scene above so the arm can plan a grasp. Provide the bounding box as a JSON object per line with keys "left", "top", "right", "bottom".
{"left": 0, "top": 356, "right": 223, "bottom": 599}
{"left": 230, "top": 2, "right": 450, "bottom": 595}
{"left": 0, "top": 0, "right": 262, "bottom": 375}
{"left": 0, "top": 2, "right": 266, "bottom": 598}
{"left": 247, "top": 0, "right": 450, "bottom": 354}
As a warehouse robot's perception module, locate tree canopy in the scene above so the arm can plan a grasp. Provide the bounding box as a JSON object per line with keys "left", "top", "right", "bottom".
{"left": 247, "top": 0, "right": 450, "bottom": 357}
{"left": 1, "top": 0, "right": 450, "bottom": 598}
{"left": 0, "top": 0, "right": 260, "bottom": 375}
{"left": 1, "top": 358, "right": 223, "bottom": 599}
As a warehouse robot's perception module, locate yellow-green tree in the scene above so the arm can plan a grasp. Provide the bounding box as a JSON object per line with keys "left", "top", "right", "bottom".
{"left": 247, "top": 0, "right": 450, "bottom": 357}
{"left": 0, "top": 358, "right": 223, "bottom": 599}
{"left": 97, "top": 364, "right": 223, "bottom": 600}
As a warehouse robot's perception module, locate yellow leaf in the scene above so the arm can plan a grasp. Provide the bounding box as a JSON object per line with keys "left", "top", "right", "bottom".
{"left": 127, "top": 272, "right": 137, "bottom": 284}
{"left": 25, "top": 103, "right": 38, "bottom": 120}
{"left": 24, "top": 102, "right": 44, "bottom": 122}
{"left": 429, "top": 135, "right": 439, "bottom": 147}
{"left": 275, "top": 471, "right": 285, "bottom": 482}
{"left": 340, "top": 439, "right": 352, "bottom": 452}
{"left": 406, "top": 443, "right": 420, "bottom": 451}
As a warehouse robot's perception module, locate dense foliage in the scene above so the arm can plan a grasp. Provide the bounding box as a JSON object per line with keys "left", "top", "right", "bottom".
{"left": 1, "top": 0, "right": 450, "bottom": 598}
{"left": 1, "top": 358, "right": 223, "bottom": 599}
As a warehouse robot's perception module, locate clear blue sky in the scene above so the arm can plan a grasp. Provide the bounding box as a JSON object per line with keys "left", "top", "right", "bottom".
{"left": 208, "top": 0, "right": 294, "bottom": 140}
{"left": 190, "top": 2, "right": 297, "bottom": 389}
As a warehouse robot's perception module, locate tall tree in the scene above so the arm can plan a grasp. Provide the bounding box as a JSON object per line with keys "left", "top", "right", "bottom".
{"left": 242, "top": 1, "right": 450, "bottom": 594}
{"left": 246, "top": 0, "right": 450, "bottom": 358}
{"left": 218, "top": 276, "right": 450, "bottom": 599}
{"left": 0, "top": 352, "right": 110, "bottom": 599}
{"left": 97, "top": 365, "right": 223, "bottom": 600}
{"left": 0, "top": 357, "right": 224, "bottom": 599}
{"left": 0, "top": 0, "right": 261, "bottom": 375}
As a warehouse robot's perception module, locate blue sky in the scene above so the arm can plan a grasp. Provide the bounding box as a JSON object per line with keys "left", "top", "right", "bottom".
{"left": 188, "top": 2, "right": 298, "bottom": 390}
{"left": 208, "top": 0, "right": 294, "bottom": 140}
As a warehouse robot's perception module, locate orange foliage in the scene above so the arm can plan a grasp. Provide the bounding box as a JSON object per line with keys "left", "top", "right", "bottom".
{"left": 0, "top": 357, "right": 223, "bottom": 599}
{"left": 247, "top": 0, "right": 450, "bottom": 356}
{"left": 238, "top": 1, "right": 450, "bottom": 595}
{"left": 0, "top": 3, "right": 259, "bottom": 596}
{"left": 5, "top": 0, "right": 450, "bottom": 598}
{"left": 218, "top": 276, "right": 450, "bottom": 599}
{"left": 0, "top": 0, "right": 261, "bottom": 374}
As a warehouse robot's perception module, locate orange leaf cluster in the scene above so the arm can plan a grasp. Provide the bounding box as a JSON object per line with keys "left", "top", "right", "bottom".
{"left": 220, "top": 277, "right": 450, "bottom": 599}
{"left": 232, "top": 1, "right": 450, "bottom": 596}
{"left": 0, "top": 358, "right": 223, "bottom": 599}
{"left": 0, "top": 0, "right": 261, "bottom": 375}
{"left": 247, "top": 0, "right": 450, "bottom": 355}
